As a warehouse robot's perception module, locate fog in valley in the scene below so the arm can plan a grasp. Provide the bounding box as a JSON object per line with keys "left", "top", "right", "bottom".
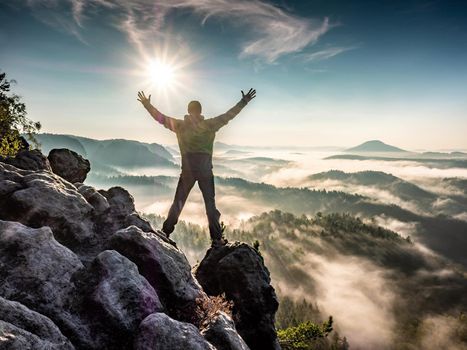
{"left": 37, "top": 133, "right": 467, "bottom": 349}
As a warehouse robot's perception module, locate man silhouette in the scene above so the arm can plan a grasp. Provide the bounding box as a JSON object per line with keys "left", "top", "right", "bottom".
{"left": 137, "top": 88, "right": 256, "bottom": 246}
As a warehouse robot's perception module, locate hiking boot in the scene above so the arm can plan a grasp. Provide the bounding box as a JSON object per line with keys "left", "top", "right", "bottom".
{"left": 156, "top": 229, "right": 170, "bottom": 239}
{"left": 211, "top": 237, "right": 228, "bottom": 248}
{"left": 156, "top": 229, "right": 178, "bottom": 248}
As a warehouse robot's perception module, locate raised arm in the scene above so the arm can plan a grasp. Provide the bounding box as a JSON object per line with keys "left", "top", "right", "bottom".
{"left": 137, "top": 91, "right": 181, "bottom": 132}
{"left": 207, "top": 88, "right": 256, "bottom": 131}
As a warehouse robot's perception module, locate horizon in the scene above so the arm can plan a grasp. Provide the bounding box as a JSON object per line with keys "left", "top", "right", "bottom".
{"left": 33, "top": 132, "right": 467, "bottom": 153}
{"left": 1, "top": 1, "right": 467, "bottom": 149}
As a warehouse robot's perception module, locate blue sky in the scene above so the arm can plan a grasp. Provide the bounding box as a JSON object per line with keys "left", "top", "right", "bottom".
{"left": 1, "top": 0, "right": 466, "bottom": 150}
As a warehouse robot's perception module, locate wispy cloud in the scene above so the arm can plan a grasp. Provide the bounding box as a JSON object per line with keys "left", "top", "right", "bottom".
{"left": 19, "top": 0, "right": 333, "bottom": 63}
{"left": 300, "top": 46, "right": 356, "bottom": 62}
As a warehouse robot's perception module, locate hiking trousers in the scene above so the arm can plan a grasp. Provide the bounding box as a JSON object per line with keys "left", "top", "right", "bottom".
{"left": 162, "top": 170, "right": 222, "bottom": 240}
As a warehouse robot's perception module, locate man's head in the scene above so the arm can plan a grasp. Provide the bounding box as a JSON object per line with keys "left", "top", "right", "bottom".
{"left": 188, "top": 100, "right": 202, "bottom": 116}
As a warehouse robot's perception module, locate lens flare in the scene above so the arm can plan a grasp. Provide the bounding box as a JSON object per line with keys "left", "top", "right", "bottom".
{"left": 147, "top": 60, "right": 175, "bottom": 87}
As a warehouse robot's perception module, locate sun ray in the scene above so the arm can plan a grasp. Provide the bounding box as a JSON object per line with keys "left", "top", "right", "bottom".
{"left": 131, "top": 36, "right": 201, "bottom": 107}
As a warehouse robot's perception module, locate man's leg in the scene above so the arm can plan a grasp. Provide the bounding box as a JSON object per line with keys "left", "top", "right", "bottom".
{"left": 162, "top": 172, "right": 196, "bottom": 236}
{"left": 197, "top": 171, "right": 223, "bottom": 241}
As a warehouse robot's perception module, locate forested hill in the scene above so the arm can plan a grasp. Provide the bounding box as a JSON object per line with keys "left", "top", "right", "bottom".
{"left": 144, "top": 210, "right": 467, "bottom": 349}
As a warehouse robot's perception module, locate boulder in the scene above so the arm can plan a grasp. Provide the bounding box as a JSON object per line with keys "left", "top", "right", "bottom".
{"left": 201, "top": 311, "right": 250, "bottom": 350}
{"left": 134, "top": 313, "right": 215, "bottom": 350}
{"left": 0, "top": 179, "right": 22, "bottom": 196}
{"left": 2, "top": 149, "right": 51, "bottom": 171}
{"left": 0, "top": 220, "right": 98, "bottom": 349}
{"left": 107, "top": 225, "right": 204, "bottom": 321}
{"left": 48, "top": 148, "right": 90, "bottom": 183}
{"left": 95, "top": 186, "right": 164, "bottom": 242}
{"left": 77, "top": 184, "right": 110, "bottom": 214}
{"left": 73, "top": 250, "right": 163, "bottom": 348}
{"left": 195, "top": 242, "right": 280, "bottom": 350}
{"left": 0, "top": 160, "right": 160, "bottom": 257}
{"left": 0, "top": 220, "right": 83, "bottom": 311}
{"left": 0, "top": 163, "right": 95, "bottom": 248}
{"left": 99, "top": 186, "right": 135, "bottom": 215}
{"left": 0, "top": 297, "right": 74, "bottom": 349}
{"left": 0, "top": 321, "right": 67, "bottom": 350}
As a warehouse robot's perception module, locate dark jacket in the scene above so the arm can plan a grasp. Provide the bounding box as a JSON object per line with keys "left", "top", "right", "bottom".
{"left": 144, "top": 98, "right": 248, "bottom": 172}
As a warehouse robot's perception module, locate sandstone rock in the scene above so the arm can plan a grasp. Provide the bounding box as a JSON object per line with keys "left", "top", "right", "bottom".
{"left": 77, "top": 184, "right": 110, "bottom": 214}
{"left": 0, "top": 320, "right": 67, "bottom": 350}
{"left": 74, "top": 250, "right": 163, "bottom": 348}
{"left": 0, "top": 147, "right": 273, "bottom": 350}
{"left": 134, "top": 313, "right": 215, "bottom": 350}
{"left": 107, "top": 225, "right": 204, "bottom": 321}
{"left": 96, "top": 186, "right": 153, "bottom": 234}
{"left": 99, "top": 186, "right": 135, "bottom": 215}
{"left": 0, "top": 160, "right": 159, "bottom": 256}
{"left": 195, "top": 242, "right": 280, "bottom": 350}
{"left": 2, "top": 149, "right": 52, "bottom": 171}
{"left": 0, "top": 164, "right": 95, "bottom": 248}
{"left": 0, "top": 220, "right": 83, "bottom": 309}
{"left": 0, "top": 220, "right": 98, "bottom": 348}
{"left": 201, "top": 311, "right": 250, "bottom": 350}
{"left": 0, "top": 179, "right": 22, "bottom": 196}
{"left": 48, "top": 148, "right": 90, "bottom": 183}
{"left": 0, "top": 297, "right": 74, "bottom": 349}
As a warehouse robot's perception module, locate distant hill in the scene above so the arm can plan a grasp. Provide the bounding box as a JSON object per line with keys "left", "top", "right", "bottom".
{"left": 214, "top": 141, "right": 236, "bottom": 151}
{"left": 420, "top": 151, "right": 467, "bottom": 159}
{"left": 223, "top": 149, "right": 251, "bottom": 155}
{"left": 345, "top": 140, "right": 408, "bottom": 153}
{"left": 325, "top": 154, "right": 467, "bottom": 169}
{"left": 91, "top": 139, "right": 175, "bottom": 168}
{"left": 307, "top": 170, "right": 441, "bottom": 210}
{"left": 32, "top": 133, "right": 177, "bottom": 171}
{"left": 33, "top": 133, "right": 89, "bottom": 156}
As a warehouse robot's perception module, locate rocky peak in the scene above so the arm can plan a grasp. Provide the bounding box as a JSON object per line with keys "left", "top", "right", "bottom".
{"left": 196, "top": 242, "right": 281, "bottom": 350}
{"left": 0, "top": 148, "right": 280, "bottom": 349}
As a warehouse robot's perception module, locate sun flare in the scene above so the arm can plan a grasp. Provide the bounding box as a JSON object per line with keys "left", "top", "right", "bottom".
{"left": 147, "top": 60, "right": 176, "bottom": 87}
{"left": 135, "top": 41, "right": 199, "bottom": 105}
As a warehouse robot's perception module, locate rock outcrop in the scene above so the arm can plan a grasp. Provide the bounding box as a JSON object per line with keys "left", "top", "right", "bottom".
{"left": 195, "top": 242, "right": 281, "bottom": 350}
{"left": 0, "top": 148, "right": 279, "bottom": 349}
{"left": 48, "top": 148, "right": 90, "bottom": 183}
{"left": 134, "top": 313, "right": 216, "bottom": 350}
{"left": 107, "top": 225, "right": 204, "bottom": 321}
{"left": 1, "top": 148, "right": 51, "bottom": 171}
{"left": 201, "top": 311, "right": 250, "bottom": 350}
{"left": 0, "top": 297, "right": 74, "bottom": 350}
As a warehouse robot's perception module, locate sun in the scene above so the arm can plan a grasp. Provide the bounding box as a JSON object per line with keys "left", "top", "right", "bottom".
{"left": 133, "top": 38, "right": 200, "bottom": 105}
{"left": 147, "top": 60, "right": 176, "bottom": 88}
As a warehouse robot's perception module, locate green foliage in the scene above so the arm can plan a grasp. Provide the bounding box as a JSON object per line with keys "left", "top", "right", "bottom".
{"left": 278, "top": 317, "right": 333, "bottom": 350}
{"left": 220, "top": 221, "right": 226, "bottom": 234}
{"left": 275, "top": 297, "right": 322, "bottom": 330}
{"left": 311, "top": 211, "right": 404, "bottom": 241}
{"left": 276, "top": 297, "right": 350, "bottom": 349}
{"left": 0, "top": 71, "right": 41, "bottom": 157}
{"left": 253, "top": 239, "right": 260, "bottom": 252}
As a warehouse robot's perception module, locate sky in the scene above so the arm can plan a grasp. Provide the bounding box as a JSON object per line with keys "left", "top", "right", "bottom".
{"left": 1, "top": 0, "right": 466, "bottom": 150}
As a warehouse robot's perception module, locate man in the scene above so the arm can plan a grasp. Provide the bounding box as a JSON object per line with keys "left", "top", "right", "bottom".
{"left": 137, "top": 88, "right": 256, "bottom": 247}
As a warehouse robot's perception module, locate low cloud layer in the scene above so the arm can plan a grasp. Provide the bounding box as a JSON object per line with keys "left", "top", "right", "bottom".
{"left": 274, "top": 250, "right": 397, "bottom": 349}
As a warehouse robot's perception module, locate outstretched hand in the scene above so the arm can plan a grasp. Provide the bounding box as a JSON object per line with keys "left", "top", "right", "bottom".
{"left": 137, "top": 91, "right": 151, "bottom": 106}
{"left": 241, "top": 88, "right": 256, "bottom": 103}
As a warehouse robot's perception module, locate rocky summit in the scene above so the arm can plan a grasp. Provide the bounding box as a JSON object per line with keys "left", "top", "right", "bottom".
{"left": 0, "top": 148, "right": 280, "bottom": 350}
